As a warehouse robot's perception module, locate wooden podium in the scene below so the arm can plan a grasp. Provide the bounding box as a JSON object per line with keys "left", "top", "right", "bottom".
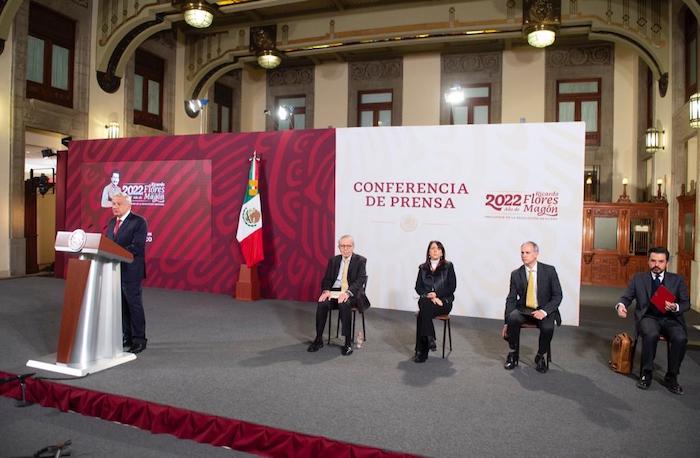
{"left": 27, "top": 230, "right": 137, "bottom": 376}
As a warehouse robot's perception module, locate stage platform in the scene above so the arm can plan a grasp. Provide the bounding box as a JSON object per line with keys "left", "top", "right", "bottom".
{"left": 1, "top": 277, "right": 699, "bottom": 457}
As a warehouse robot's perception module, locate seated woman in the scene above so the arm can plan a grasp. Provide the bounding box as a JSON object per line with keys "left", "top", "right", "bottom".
{"left": 414, "top": 240, "right": 456, "bottom": 363}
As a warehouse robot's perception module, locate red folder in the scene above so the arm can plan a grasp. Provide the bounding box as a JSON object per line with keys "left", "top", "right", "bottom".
{"left": 650, "top": 285, "right": 676, "bottom": 313}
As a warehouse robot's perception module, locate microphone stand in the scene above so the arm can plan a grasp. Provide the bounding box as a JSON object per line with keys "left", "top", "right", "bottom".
{"left": 0, "top": 372, "right": 35, "bottom": 407}
{"left": 32, "top": 439, "right": 72, "bottom": 458}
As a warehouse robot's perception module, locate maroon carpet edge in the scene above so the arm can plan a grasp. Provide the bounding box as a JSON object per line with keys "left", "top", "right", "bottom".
{"left": 0, "top": 371, "right": 419, "bottom": 458}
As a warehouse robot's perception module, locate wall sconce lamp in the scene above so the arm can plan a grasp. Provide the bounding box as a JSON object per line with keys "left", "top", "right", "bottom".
{"left": 105, "top": 122, "right": 120, "bottom": 139}
{"left": 645, "top": 127, "right": 664, "bottom": 153}
{"left": 182, "top": 1, "right": 214, "bottom": 29}
{"left": 444, "top": 86, "right": 466, "bottom": 105}
{"left": 184, "top": 98, "right": 209, "bottom": 118}
{"left": 652, "top": 178, "right": 666, "bottom": 202}
{"left": 41, "top": 148, "right": 57, "bottom": 158}
{"left": 618, "top": 177, "right": 631, "bottom": 202}
{"left": 522, "top": 0, "right": 561, "bottom": 48}
{"left": 250, "top": 25, "right": 282, "bottom": 70}
{"left": 690, "top": 93, "right": 700, "bottom": 128}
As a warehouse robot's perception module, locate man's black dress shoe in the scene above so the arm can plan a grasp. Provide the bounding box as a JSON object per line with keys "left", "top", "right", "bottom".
{"left": 128, "top": 342, "right": 147, "bottom": 354}
{"left": 664, "top": 374, "right": 684, "bottom": 395}
{"left": 637, "top": 372, "right": 652, "bottom": 390}
{"left": 307, "top": 340, "right": 323, "bottom": 352}
{"left": 535, "top": 353, "right": 548, "bottom": 373}
{"left": 341, "top": 345, "right": 353, "bottom": 356}
{"left": 504, "top": 352, "right": 518, "bottom": 370}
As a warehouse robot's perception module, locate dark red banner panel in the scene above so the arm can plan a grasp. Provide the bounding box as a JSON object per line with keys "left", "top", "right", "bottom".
{"left": 63, "top": 130, "right": 335, "bottom": 301}
{"left": 81, "top": 160, "right": 212, "bottom": 262}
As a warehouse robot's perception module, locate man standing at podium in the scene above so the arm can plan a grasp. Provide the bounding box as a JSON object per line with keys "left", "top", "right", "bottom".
{"left": 106, "top": 192, "right": 148, "bottom": 354}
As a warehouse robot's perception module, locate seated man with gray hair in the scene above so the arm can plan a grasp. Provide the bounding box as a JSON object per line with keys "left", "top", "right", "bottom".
{"left": 308, "top": 235, "right": 370, "bottom": 356}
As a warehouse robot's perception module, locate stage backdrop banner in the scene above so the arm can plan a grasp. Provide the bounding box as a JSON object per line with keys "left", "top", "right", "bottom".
{"left": 63, "top": 130, "right": 336, "bottom": 301}
{"left": 336, "top": 123, "right": 585, "bottom": 325}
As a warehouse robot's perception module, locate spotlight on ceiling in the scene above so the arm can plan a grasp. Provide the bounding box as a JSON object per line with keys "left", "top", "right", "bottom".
{"left": 184, "top": 98, "right": 209, "bottom": 118}
{"left": 522, "top": 0, "right": 560, "bottom": 49}
{"left": 277, "top": 106, "right": 292, "bottom": 122}
{"left": 250, "top": 25, "right": 282, "bottom": 70}
{"left": 183, "top": 1, "right": 214, "bottom": 29}
{"left": 444, "top": 86, "right": 466, "bottom": 105}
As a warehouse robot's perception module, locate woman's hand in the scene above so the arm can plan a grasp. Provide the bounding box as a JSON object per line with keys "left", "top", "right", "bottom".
{"left": 432, "top": 297, "right": 443, "bottom": 306}
{"left": 426, "top": 292, "right": 437, "bottom": 299}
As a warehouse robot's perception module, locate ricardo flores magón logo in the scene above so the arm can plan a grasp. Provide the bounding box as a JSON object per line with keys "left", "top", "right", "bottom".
{"left": 484, "top": 191, "right": 559, "bottom": 219}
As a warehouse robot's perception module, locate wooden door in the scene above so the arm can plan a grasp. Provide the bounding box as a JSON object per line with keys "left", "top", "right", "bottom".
{"left": 677, "top": 194, "right": 695, "bottom": 290}
{"left": 24, "top": 179, "right": 38, "bottom": 274}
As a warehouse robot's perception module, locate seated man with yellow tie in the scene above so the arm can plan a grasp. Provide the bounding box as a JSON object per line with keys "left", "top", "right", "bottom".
{"left": 501, "top": 241, "right": 562, "bottom": 373}
{"left": 307, "top": 235, "right": 370, "bottom": 356}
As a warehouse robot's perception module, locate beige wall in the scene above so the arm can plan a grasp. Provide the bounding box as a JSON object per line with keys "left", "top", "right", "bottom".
{"left": 87, "top": 4, "right": 126, "bottom": 140}
{"left": 501, "top": 46, "right": 545, "bottom": 124}
{"left": 314, "top": 62, "right": 349, "bottom": 128}
{"left": 174, "top": 30, "right": 201, "bottom": 135}
{"left": 612, "top": 44, "right": 639, "bottom": 200}
{"left": 240, "top": 66, "right": 267, "bottom": 132}
{"left": 402, "top": 53, "right": 440, "bottom": 126}
{"left": 0, "top": 24, "right": 12, "bottom": 277}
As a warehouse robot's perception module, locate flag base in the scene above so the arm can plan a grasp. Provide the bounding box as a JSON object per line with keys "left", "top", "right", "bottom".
{"left": 235, "top": 265, "right": 260, "bottom": 301}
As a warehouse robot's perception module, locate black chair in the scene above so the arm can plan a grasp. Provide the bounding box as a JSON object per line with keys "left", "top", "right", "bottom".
{"left": 435, "top": 314, "right": 452, "bottom": 358}
{"left": 631, "top": 331, "right": 668, "bottom": 376}
{"left": 327, "top": 277, "right": 368, "bottom": 345}
{"left": 521, "top": 322, "right": 552, "bottom": 369}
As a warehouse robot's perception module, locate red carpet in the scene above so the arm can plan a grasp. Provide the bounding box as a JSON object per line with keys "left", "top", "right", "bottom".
{"left": 0, "top": 371, "right": 418, "bottom": 458}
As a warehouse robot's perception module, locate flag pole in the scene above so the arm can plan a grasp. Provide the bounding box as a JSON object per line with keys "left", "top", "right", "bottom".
{"left": 235, "top": 151, "right": 262, "bottom": 301}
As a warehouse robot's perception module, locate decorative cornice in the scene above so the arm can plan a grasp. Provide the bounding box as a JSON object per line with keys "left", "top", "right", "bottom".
{"left": 442, "top": 53, "right": 500, "bottom": 74}
{"left": 268, "top": 66, "right": 314, "bottom": 87}
{"left": 349, "top": 60, "right": 402, "bottom": 81}
{"left": 71, "top": 0, "right": 89, "bottom": 7}
{"left": 547, "top": 44, "right": 613, "bottom": 67}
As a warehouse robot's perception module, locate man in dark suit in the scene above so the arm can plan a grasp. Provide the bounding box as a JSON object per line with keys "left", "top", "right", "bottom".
{"left": 616, "top": 247, "right": 690, "bottom": 395}
{"left": 307, "top": 235, "right": 370, "bottom": 356}
{"left": 502, "top": 241, "right": 562, "bottom": 373}
{"left": 106, "top": 192, "right": 148, "bottom": 354}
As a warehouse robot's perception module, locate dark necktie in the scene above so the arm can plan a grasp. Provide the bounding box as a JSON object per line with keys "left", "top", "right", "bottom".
{"left": 113, "top": 218, "right": 121, "bottom": 237}
{"left": 652, "top": 273, "right": 661, "bottom": 295}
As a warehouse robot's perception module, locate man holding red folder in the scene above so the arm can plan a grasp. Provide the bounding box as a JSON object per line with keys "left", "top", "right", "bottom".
{"left": 616, "top": 247, "right": 690, "bottom": 395}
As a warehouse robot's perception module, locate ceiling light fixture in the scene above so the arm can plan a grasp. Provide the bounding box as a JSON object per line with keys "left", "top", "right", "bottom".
{"left": 522, "top": 0, "right": 561, "bottom": 49}
{"left": 183, "top": 2, "right": 214, "bottom": 29}
{"left": 250, "top": 25, "right": 282, "bottom": 70}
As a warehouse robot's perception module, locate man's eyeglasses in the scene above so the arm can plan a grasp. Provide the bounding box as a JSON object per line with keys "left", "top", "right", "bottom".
{"left": 338, "top": 244, "right": 353, "bottom": 248}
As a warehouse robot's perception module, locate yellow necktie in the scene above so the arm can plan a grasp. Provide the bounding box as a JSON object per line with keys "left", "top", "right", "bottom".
{"left": 526, "top": 269, "right": 536, "bottom": 309}
{"left": 340, "top": 258, "right": 349, "bottom": 292}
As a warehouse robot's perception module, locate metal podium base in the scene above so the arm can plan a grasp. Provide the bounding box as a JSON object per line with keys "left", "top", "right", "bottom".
{"left": 27, "top": 352, "right": 137, "bottom": 377}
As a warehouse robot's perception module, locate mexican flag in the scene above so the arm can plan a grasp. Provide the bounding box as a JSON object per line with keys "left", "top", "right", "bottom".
{"left": 236, "top": 153, "right": 264, "bottom": 267}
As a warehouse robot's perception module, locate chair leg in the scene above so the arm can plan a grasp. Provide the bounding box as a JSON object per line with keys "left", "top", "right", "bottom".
{"left": 447, "top": 319, "right": 452, "bottom": 352}
{"left": 352, "top": 309, "right": 357, "bottom": 342}
{"left": 336, "top": 311, "right": 340, "bottom": 338}
{"left": 327, "top": 309, "right": 332, "bottom": 344}
{"left": 442, "top": 319, "right": 447, "bottom": 359}
{"left": 632, "top": 335, "right": 639, "bottom": 376}
{"left": 361, "top": 311, "right": 366, "bottom": 342}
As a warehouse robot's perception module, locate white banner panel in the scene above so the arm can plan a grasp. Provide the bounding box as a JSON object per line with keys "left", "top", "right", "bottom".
{"left": 336, "top": 123, "right": 585, "bottom": 326}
